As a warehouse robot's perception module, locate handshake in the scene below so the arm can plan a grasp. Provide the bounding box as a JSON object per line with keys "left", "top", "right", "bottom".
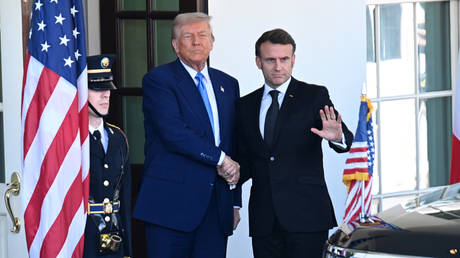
{"left": 216, "top": 155, "right": 240, "bottom": 187}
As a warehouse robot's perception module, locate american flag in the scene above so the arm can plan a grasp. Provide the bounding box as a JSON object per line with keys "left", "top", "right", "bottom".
{"left": 342, "top": 97, "right": 375, "bottom": 225}
{"left": 21, "top": 0, "right": 89, "bottom": 257}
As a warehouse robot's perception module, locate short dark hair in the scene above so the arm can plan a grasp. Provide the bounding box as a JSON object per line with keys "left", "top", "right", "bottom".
{"left": 255, "top": 28, "right": 296, "bottom": 57}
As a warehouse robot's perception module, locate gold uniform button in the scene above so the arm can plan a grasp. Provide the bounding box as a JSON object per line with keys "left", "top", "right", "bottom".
{"left": 104, "top": 216, "right": 110, "bottom": 222}
{"left": 104, "top": 164, "right": 109, "bottom": 169}
{"left": 103, "top": 180, "right": 109, "bottom": 187}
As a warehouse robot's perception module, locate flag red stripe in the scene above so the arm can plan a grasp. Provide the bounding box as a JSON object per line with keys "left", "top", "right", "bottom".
{"left": 450, "top": 135, "right": 460, "bottom": 184}
{"left": 72, "top": 234, "right": 85, "bottom": 258}
{"left": 82, "top": 167, "right": 89, "bottom": 213}
{"left": 79, "top": 104, "right": 88, "bottom": 142}
{"left": 346, "top": 157, "right": 368, "bottom": 164}
{"left": 78, "top": 105, "right": 89, "bottom": 214}
{"left": 364, "top": 182, "right": 372, "bottom": 213}
{"left": 22, "top": 54, "right": 32, "bottom": 109}
{"left": 24, "top": 96, "right": 79, "bottom": 248}
{"left": 345, "top": 193, "right": 359, "bottom": 214}
{"left": 40, "top": 169, "right": 83, "bottom": 257}
{"left": 364, "top": 180, "right": 372, "bottom": 214}
{"left": 349, "top": 147, "right": 367, "bottom": 153}
{"left": 346, "top": 180, "right": 357, "bottom": 195}
{"left": 23, "top": 67, "right": 61, "bottom": 157}
{"left": 78, "top": 89, "right": 89, "bottom": 214}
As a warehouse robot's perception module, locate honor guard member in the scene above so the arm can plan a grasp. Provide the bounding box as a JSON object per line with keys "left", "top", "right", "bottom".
{"left": 83, "top": 55, "right": 132, "bottom": 258}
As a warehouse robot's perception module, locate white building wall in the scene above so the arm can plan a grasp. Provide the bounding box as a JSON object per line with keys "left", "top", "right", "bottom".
{"left": 208, "top": 1, "right": 366, "bottom": 257}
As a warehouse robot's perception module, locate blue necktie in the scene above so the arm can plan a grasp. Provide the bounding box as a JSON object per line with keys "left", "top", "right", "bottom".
{"left": 195, "top": 72, "right": 214, "bottom": 133}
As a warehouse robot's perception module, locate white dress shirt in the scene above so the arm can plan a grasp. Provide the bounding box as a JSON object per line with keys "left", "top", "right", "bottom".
{"left": 89, "top": 119, "right": 108, "bottom": 153}
{"left": 180, "top": 60, "right": 225, "bottom": 165}
{"left": 259, "top": 78, "right": 291, "bottom": 138}
{"left": 259, "top": 77, "right": 346, "bottom": 147}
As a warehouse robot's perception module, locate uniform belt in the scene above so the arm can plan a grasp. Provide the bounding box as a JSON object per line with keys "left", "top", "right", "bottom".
{"left": 88, "top": 200, "right": 120, "bottom": 214}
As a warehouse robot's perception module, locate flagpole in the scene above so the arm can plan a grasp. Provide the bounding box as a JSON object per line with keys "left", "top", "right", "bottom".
{"left": 359, "top": 181, "right": 367, "bottom": 222}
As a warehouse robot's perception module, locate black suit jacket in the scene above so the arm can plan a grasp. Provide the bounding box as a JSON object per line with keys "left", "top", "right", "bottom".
{"left": 237, "top": 77, "right": 353, "bottom": 237}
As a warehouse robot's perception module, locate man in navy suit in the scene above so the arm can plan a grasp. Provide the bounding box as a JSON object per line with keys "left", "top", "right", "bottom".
{"left": 133, "top": 12, "right": 241, "bottom": 258}
{"left": 237, "top": 29, "right": 354, "bottom": 258}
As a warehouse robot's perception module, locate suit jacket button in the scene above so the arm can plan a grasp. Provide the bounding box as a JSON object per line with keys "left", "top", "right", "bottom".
{"left": 270, "top": 156, "right": 275, "bottom": 162}
{"left": 103, "top": 180, "right": 109, "bottom": 187}
{"left": 104, "top": 164, "right": 109, "bottom": 169}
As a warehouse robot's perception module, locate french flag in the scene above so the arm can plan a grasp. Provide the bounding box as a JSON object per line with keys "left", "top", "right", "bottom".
{"left": 450, "top": 53, "right": 460, "bottom": 184}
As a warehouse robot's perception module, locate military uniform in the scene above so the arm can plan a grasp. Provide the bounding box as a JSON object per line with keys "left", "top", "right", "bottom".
{"left": 83, "top": 55, "right": 132, "bottom": 258}
{"left": 83, "top": 122, "right": 132, "bottom": 258}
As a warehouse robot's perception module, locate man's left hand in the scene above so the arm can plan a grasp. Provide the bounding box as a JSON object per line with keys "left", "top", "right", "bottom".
{"left": 233, "top": 208, "right": 241, "bottom": 230}
{"left": 311, "top": 105, "right": 343, "bottom": 142}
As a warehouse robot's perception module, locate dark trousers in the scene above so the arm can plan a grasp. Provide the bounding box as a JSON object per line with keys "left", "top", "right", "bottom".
{"left": 144, "top": 189, "right": 228, "bottom": 258}
{"left": 252, "top": 217, "right": 328, "bottom": 258}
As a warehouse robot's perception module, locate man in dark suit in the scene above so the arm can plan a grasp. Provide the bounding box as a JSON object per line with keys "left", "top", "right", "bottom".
{"left": 237, "top": 28, "right": 354, "bottom": 258}
{"left": 133, "top": 12, "right": 241, "bottom": 258}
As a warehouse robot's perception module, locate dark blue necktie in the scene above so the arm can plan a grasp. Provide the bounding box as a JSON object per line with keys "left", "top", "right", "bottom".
{"left": 92, "top": 130, "right": 101, "bottom": 141}
{"left": 195, "top": 72, "right": 214, "bottom": 133}
{"left": 264, "top": 90, "right": 280, "bottom": 148}
{"left": 92, "top": 130, "right": 105, "bottom": 153}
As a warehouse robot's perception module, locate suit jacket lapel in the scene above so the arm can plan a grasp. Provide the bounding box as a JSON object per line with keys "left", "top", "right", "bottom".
{"left": 272, "top": 78, "right": 298, "bottom": 148}
{"left": 173, "top": 59, "right": 214, "bottom": 137}
{"left": 252, "top": 87, "right": 267, "bottom": 150}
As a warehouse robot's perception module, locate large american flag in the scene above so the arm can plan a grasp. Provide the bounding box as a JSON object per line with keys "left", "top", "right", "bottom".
{"left": 21, "top": 0, "right": 89, "bottom": 257}
{"left": 342, "top": 97, "right": 375, "bottom": 225}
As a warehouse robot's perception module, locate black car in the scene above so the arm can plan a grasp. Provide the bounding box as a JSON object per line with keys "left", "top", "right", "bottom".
{"left": 324, "top": 183, "right": 460, "bottom": 257}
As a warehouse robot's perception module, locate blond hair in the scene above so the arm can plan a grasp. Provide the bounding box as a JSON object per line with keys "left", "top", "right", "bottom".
{"left": 171, "top": 12, "right": 214, "bottom": 40}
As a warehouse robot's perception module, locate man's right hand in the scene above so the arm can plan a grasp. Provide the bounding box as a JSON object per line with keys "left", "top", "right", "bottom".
{"left": 217, "top": 155, "right": 240, "bottom": 185}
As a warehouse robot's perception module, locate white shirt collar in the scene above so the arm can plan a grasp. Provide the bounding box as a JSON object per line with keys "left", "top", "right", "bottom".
{"left": 179, "top": 59, "right": 211, "bottom": 83}
{"left": 263, "top": 77, "right": 291, "bottom": 98}
{"left": 89, "top": 119, "right": 104, "bottom": 135}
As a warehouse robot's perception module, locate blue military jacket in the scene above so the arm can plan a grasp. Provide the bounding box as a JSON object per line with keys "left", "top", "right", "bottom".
{"left": 83, "top": 122, "right": 132, "bottom": 258}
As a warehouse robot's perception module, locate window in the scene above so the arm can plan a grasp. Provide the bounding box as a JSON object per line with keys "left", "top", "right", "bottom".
{"left": 366, "top": 0, "right": 454, "bottom": 212}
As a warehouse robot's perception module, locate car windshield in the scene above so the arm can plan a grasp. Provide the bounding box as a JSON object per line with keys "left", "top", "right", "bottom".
{"left": 402, "top": 183, "right": 460, "bottom": 220}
